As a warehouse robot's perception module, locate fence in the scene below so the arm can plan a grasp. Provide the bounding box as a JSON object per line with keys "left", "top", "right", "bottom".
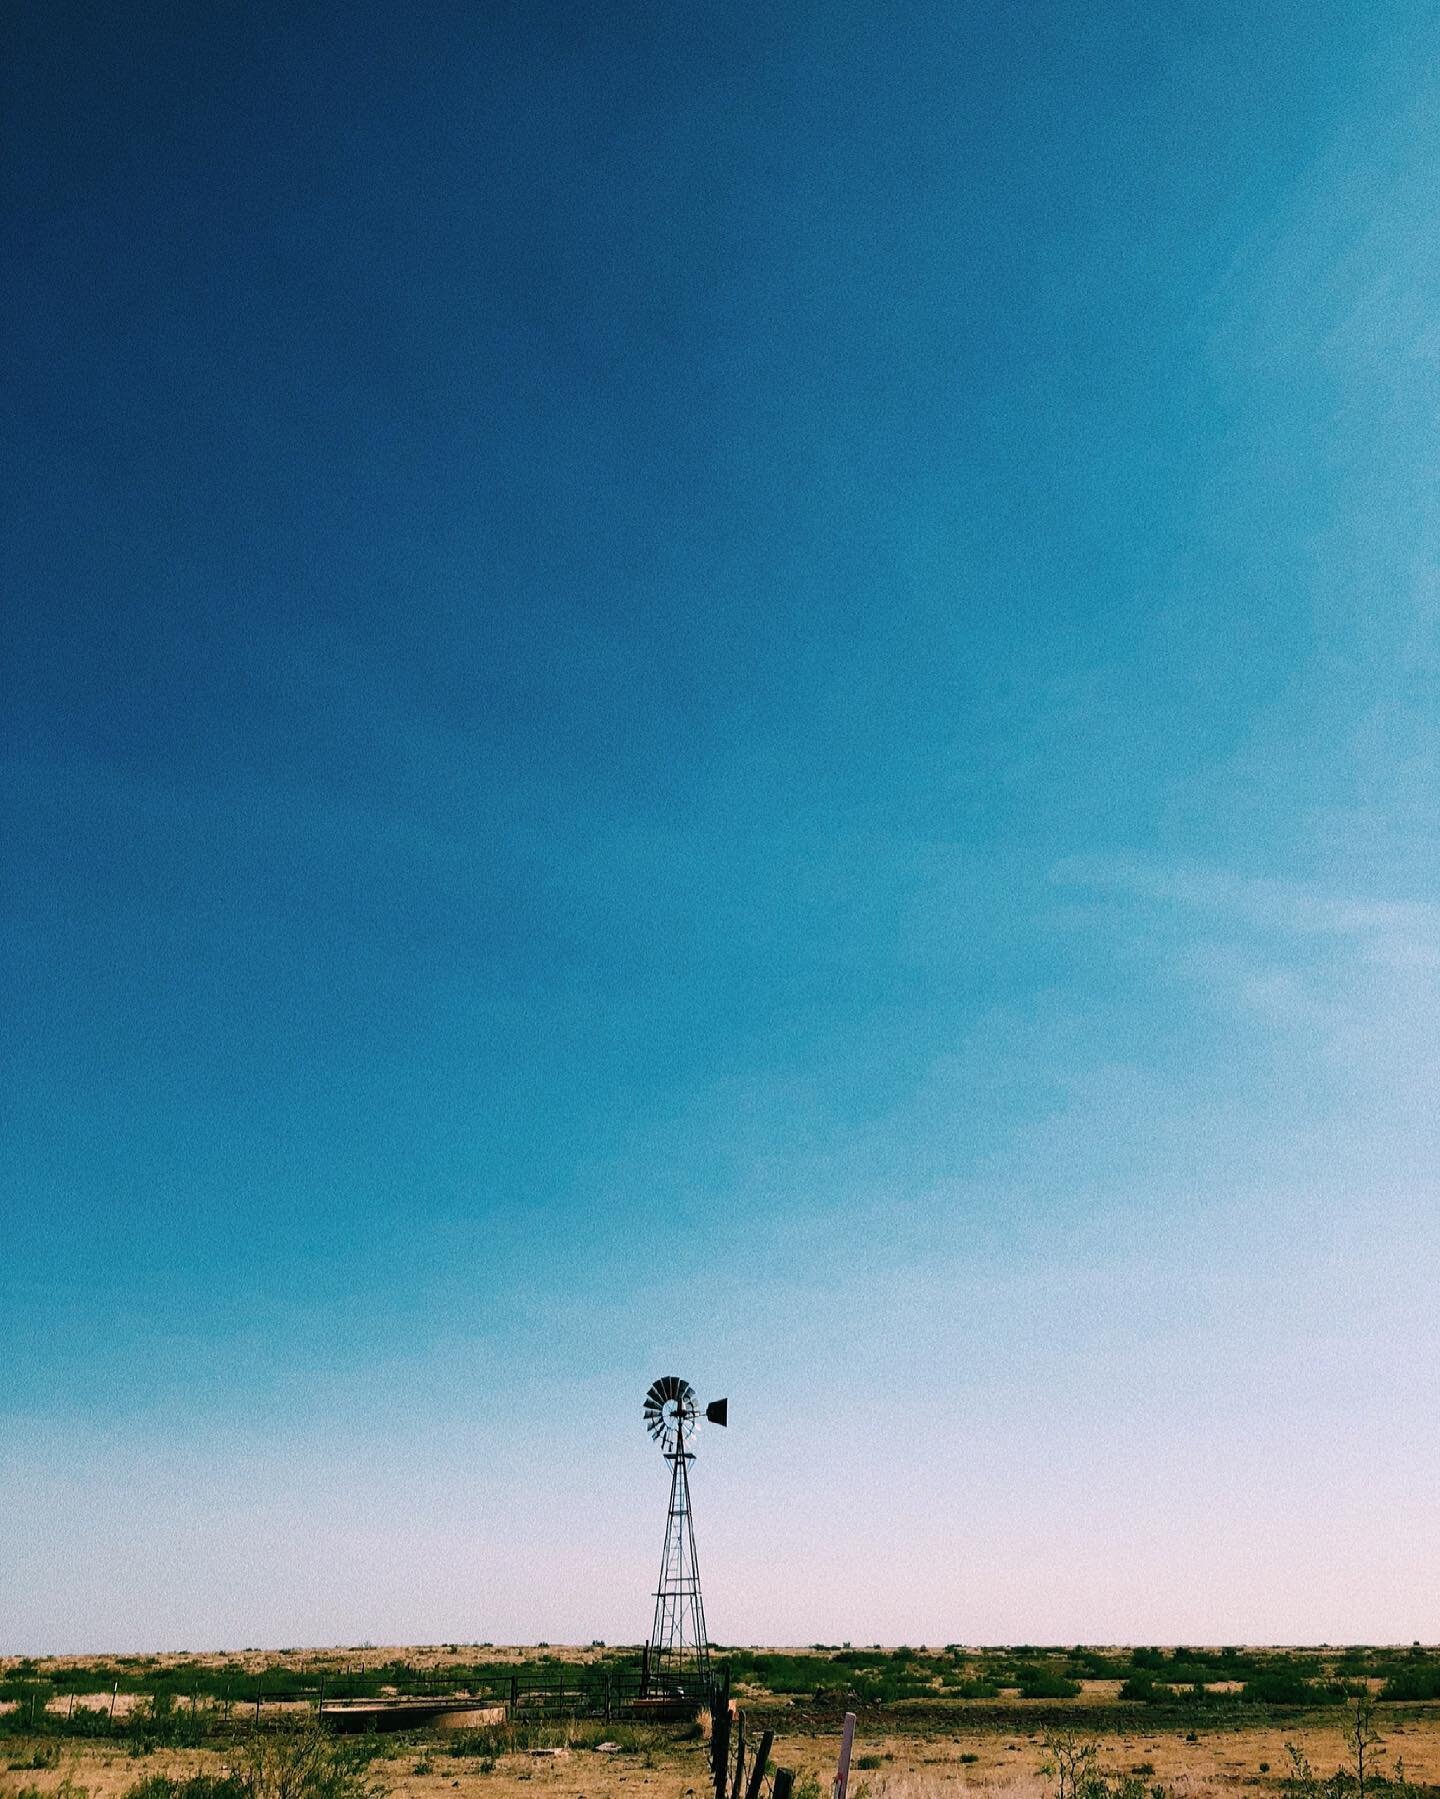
{"left": 711, "top": 1679, "right": 858, "bottom": 1799}
{"left": 1, "top": 1658, "right": 724, "bottom": 1738}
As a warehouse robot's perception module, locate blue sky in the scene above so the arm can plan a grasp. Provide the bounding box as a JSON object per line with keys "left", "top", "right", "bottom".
{"left": 2, "top": 1, "right": 1437, "bottom": 1653}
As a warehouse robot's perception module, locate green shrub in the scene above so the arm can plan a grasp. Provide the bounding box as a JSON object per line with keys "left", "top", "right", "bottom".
{"left": 445, "top": 1730, "right": 503, "bottom": 1758}
{"left": 125, "top": 1692, "right": 206, "bottom": 1754}
{"left": 10, "top": 1781, "right": 88, "bottom": 1799}
{"left": 125, "top": 1777, "right": 246, "bottom": 1799}
{"left": 217, "top": 1725, "right": 386, "bottom": 1799}
{"left": 1243, "top": 1674, "right": 1321, "bottom": 1708}
{"left": 9, "top": 1744, "right": 62, "bottom": 1770}
{"left": 1020, "top": 1673, "right": 1082, "bottom": 1700}
{"left": 0, "top": 1681, "right": 55, "bottom": 1723}
{"left": 1379, "top": 1669, "right": 1440, "bottom": 1702}
{"left": 1119, "top": 1679, "right": 1162, "bottom": 1704}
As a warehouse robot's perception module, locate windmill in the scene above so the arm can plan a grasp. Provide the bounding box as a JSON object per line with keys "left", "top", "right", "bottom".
{"left": 642, "top": 1375, "right": 727, "bottom": 1695}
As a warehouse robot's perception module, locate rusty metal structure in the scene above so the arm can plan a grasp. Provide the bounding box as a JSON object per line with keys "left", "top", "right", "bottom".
{"left": 642, "top": 1375, "right": 727, "bottom": 1696}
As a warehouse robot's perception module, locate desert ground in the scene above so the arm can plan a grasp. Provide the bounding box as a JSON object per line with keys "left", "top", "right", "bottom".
{"left": 4, "top": 1647, "right": 1438, "bottom": 1799}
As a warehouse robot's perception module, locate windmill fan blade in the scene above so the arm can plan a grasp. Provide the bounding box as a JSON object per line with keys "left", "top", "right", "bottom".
{"left": 644, "top": 1378, "right": 676, "bottom": 1414}
{"left": 644, "top": 1376, "right": 695, "bottom": 1452}
{"left": 705, "top": 1398, "right": 728, "bottom": 1428}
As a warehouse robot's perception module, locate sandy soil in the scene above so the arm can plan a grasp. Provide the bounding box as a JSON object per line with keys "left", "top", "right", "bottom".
{"left": 5, "top": 1709, "right": 1440, "bottom": 1799}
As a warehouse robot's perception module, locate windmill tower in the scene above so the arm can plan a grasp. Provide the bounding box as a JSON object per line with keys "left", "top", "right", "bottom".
{"left": 642, "top": 1376, "right": 727, "bottom": 1695}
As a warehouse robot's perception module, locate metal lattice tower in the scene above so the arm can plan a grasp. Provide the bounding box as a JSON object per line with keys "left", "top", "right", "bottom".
{"left": 641, "top": 1376, "right": 726, "bottom": 1696}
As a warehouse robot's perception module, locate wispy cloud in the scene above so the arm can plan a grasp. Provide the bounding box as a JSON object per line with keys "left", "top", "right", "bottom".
{"left": 1052, "top": 855, "right": 1440, "bottom": 964}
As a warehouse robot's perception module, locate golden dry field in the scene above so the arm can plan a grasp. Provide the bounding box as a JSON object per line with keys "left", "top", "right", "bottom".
{"left": 6, "top": 1712, "right": 1440, "bottom": 1799}
{"left": 4, "top": 1647, "right": 1439, "bottom": 1799}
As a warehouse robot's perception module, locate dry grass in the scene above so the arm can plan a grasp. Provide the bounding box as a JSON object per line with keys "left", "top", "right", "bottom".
{"left": 6, "top": 1718, "right": 1440, "bottom": 1799}
{"left": 757, "top": 1716, "right": 1440, "bottom": 1799}
{"left": 0, "top": 1649, "right": 620, "bottom": 1688}
{"left": 5, "top": 1655, "right": 1439, "bottom": 1799}
{"left": 844, "top": 1778, "right": 1244, "bottom": 1799}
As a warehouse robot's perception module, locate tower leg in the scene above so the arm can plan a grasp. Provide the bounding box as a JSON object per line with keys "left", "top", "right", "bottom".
{"left": 647, "top": 1436, "right": 710, "bottom": 1693}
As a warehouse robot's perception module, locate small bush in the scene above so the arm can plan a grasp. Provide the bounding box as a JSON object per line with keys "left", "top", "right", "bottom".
{"left": 1243, "top": 1674, "right": 1320, "bottom": 1708}
{"left": 231, "top": 1725, "right": 386, "bottom": 1799}
{"left": 125, "top": 1778, "right": 246, "bottom": 1799}
{"left": 1380, "top": 1670, "right": 1440, "bottom": 1702}
{"left": 1120, "top": 1679, "right": 1166, "bottom": 1704}
{"left": 12, "top": 1781, "right": 88, "bottom": 1799}
{"left": 1021, "top": 1673, "right": 1082, "bottom": 1700}
{"left": 9, "top": 1745, "right": 62, "bottom": 1771}
{"left": 444, "top": 1729, "right": 504, "bottom": 1759}
{"left": 1040, "top": 1730, "right": 1099, "bottom": 1799}
{"left": 125, "top": 1693, "right": 206, "bottom": 1754}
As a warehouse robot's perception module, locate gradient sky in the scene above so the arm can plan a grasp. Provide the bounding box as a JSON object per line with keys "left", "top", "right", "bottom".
{"left": 3, "top": 1, "right": 1438, "bottom": 1656}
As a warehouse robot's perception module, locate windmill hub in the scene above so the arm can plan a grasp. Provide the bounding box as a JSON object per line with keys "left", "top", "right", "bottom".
{"left": 642, "top": 1376, "right": 727, "bottom": 1696}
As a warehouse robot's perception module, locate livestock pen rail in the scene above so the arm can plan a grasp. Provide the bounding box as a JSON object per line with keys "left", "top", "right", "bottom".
{"left": 318, "top": 1662, "right": 709, "bottom": 1727}
{"left": 225, "top": 1662, "right": 716, "bottom": 1729}
{"left": 0, "top": 1657, "right": 720, "bottom": 1737}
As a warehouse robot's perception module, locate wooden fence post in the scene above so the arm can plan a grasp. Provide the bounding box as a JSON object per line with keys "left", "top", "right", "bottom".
{"left": 712, "top": 1703, "right": 732, "bottom": 1799}
{"left": 729, "top": 1712, "right": 747, "bottom": 1799}
{"left": 774, "top": 1770, "right": 795, "bottom": 1799}
{"left": 744, "top": 1729, "right": 775, "bottom": 1799}
{"left": 834, "top": 1712, "right": 857, "bottom": 1799}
